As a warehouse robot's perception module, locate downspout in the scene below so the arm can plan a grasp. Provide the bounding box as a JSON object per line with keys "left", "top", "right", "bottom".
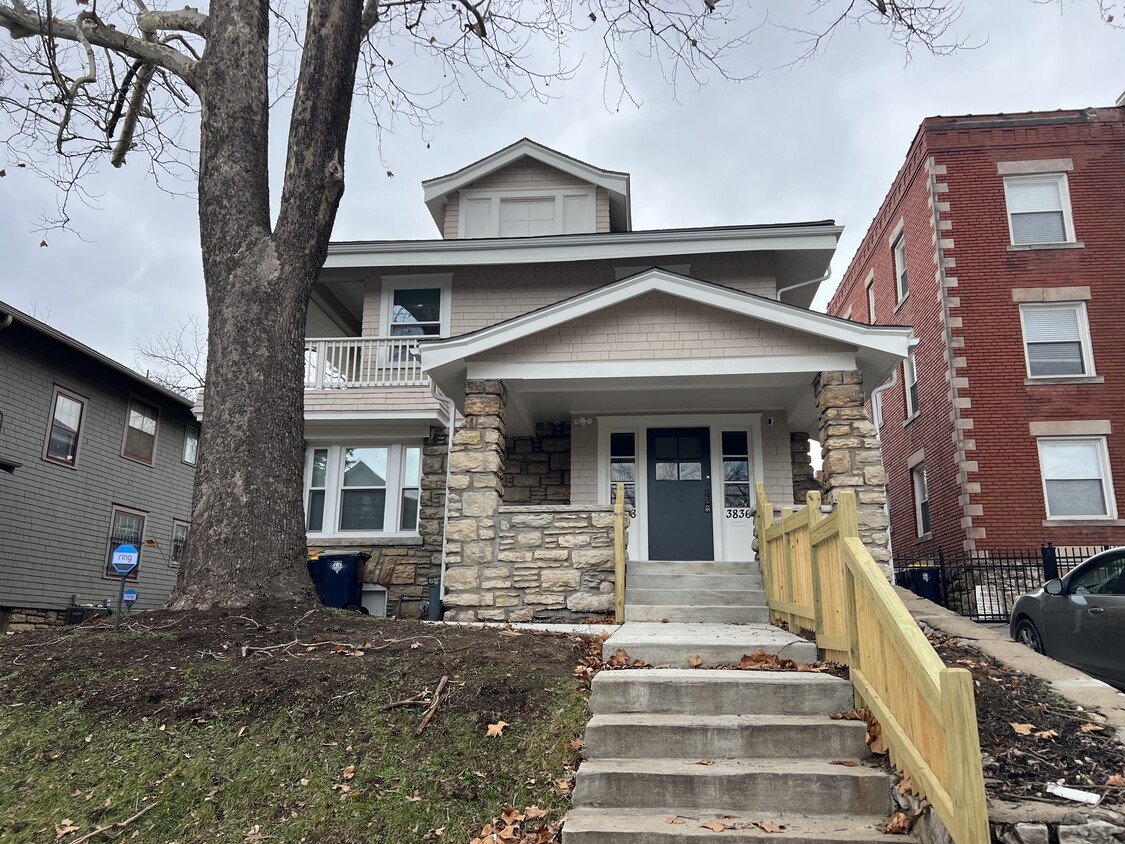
{"left": 775, "top": 267, "right": 832, "bottom": 301}
{"left": 868, "top": 340, "right": 916, "bottom": 556}
{"left": 431, "top": 381, "right": 457, "bottom": 603}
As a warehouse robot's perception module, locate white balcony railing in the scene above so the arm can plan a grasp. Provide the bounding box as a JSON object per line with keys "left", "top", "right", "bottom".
{"left": 303, "top": 337, "right": 428, "bottom": 389}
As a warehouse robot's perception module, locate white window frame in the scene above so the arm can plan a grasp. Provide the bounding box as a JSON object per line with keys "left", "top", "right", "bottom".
{"left": 379, "top": 274, "right": 452, "bottom": 339}
{"left": 866, "top": 277, "right": 877, "bottom": 325}
{"left": 904, "top": 349, "right": 918, "bottom": 418}
{"left": 303, "top": 443, "right": 423, "bottom": 539}
{"left": 121, "top": 394, "right": 160, "bottom": 466}
{"left": 105, "top": 505, "right": 146, "bottom": 580}
{"left": 1037, "top": 436, "right": 1118, "bottom": 521}
{"left": 1019, "top": 301, "right": 1096, "bottom": 379}
{"left": 43, "top": 385, "right": 86, "bottom": 468}
{"left": 912, "top": 463, "right": 931, "bottom": 538}
{"left": 892, "top": 234, "right": 909, "bottom": 302}
{"left": 457, "top": 186, "right": 597, "bottom": 238}
{"left": 1004, "top": 173, "right": 1076, "bottom": 246}
{"left": 182, "top": 423, "right": 200, "bottom": 466}
{"left": 171, "top": 519, "right": 190, "bottom": 566}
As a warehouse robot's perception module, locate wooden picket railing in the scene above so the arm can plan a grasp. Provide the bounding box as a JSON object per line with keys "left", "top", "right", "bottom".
{"left": 613, "top": 482, "right": 627, "bottom": 623}
{"left": 755, "top": 484, "right": 989, "bottom": 844}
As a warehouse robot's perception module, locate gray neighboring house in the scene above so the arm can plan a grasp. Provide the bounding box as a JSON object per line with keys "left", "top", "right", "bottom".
{"left": 0, "top": 301, "right": 198, "bottom": 632}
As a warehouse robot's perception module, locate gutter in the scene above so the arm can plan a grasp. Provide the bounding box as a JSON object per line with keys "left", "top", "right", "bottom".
{"left": 431, "top": 382, "right": 458, "bottom": 605}
{"left": 776, "top": 267, "right": 831, "bottom": 301}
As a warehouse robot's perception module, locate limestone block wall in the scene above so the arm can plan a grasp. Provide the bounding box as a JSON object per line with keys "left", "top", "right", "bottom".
{"left": 443, "top": 505, "right": 621, "bottom": 623}
{"left": 1, "top": 608, "right": 66, "bottom": 633}
{"left": 504, "top": 422, "right": 571, "bottom": 504}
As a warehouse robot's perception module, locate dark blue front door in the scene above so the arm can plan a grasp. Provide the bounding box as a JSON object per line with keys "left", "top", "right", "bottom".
{"left": 646, "top": 427, "right": 714, "bottom": 561}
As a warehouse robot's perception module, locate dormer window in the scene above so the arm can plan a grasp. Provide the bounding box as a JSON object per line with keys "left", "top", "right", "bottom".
{"left": 459, "top": 188, "right": 596, "bottom": 238}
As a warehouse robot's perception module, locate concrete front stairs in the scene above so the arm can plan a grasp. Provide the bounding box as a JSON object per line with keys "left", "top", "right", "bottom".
{"left": 625, "top": 560, "right": 768, "bottom": 624}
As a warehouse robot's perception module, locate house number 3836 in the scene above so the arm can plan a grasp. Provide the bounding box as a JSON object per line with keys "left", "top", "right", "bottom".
{"left": 725, "top": 508, "right": 753, "bottom": 520}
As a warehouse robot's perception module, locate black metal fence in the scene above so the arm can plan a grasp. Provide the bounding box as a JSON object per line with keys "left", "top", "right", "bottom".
{"left": 893, "top": 544, "right": 1116, "bottom": 623}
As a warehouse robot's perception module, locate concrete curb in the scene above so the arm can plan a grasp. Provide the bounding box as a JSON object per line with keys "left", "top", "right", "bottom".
{"left": 893, "top": 585, "right": 1125, "bottom": 733}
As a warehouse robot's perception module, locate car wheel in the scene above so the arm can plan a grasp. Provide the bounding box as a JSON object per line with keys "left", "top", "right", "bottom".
{"left": 1014, "top": 618, "right": 1044, "bottom": 654}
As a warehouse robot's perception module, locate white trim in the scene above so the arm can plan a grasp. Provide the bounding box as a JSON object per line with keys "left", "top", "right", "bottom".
{"left": 466, "top": 353, "right": 859, "bottom": 382}
{"left": 324, "top": 225, "right": 842, "bottom": 269}
{"left": 1037, "top": 436, "right": 1118, "bottom": 521}
{"left": 422, "top": 269, "right": 911, "bottom": 372}
{"left": 458, "top": 186, "right": 596, "bottom": 238}
{"left": 892, "top": 232, "right": 909, "bottom": 303}
{"left": 304, "top": 410, "right": 446, "bottom": 422}
{"left": 865, "top": 274, "right": 877, "bottom": 325}
{"left": 911, "top": 463, "right": 930, "bottom": 537}
{"left": 1019, "top": 301, "right": 1096, "bottom": 379}
{"left": 1004, "top": 173, "right": 1076, "bottom": 246}
{"left": 379, "top": 273, "right": 453, "bottom": 339}
{"left": 904, "top": 349, "right": 918, "bottom": 417}
{"left": 303, "top": 443, "right": 424, "bottom": 538}
{"left": 182, "top": 422, "right": 200, "bottom": 466}
{"left": 594, "top": 413, "right": 763, "bottom": 560}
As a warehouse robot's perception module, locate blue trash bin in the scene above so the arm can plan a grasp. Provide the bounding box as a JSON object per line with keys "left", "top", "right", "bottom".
{"left": 308, "top": 552, "right": 369, "bottom": 610}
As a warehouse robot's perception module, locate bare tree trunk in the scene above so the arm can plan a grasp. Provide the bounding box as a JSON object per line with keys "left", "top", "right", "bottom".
{"left": 170, "top": 0, "right": 363, "bottom": 610}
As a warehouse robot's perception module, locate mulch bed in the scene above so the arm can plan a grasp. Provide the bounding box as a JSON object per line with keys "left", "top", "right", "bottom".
{"left": 0, "top": 604, "right": 584, "bottom": 725}
{"left": 931, "top": 635, "right": 1125, "bottom": 805}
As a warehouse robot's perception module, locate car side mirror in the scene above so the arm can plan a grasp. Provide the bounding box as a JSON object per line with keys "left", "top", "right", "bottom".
{"left": 1044, "top": 579, "right": 1064, "bottom": 596}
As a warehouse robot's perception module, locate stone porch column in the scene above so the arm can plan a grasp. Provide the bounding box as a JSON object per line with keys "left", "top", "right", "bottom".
{"left": 790, "top": 432, "right": 821, "bottom": 505}
{"left": 813, "top": 371, "right": 891, "bottom": 574}
{"left": 442, "top": 379, "right": 507, "bottom": 621}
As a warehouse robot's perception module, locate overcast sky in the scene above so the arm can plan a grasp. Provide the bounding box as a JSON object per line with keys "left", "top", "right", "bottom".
{"left": 1, "top": 1, "right": 1121, "bottom": 369}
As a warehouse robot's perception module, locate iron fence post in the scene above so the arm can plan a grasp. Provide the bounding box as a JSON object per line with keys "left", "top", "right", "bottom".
{"left": 1042, "top": 542, "right": 1059, "bottom": 582}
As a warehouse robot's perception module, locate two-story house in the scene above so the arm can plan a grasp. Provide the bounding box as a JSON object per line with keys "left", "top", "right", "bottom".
{"left": 828, "top": 104, "right": 1125, "bottom": 559}
{"left": 304, "top": 139, "right": 912, "bottom": 621}
{"left": 0, "top": 302, "right": 198, "bottom": 632}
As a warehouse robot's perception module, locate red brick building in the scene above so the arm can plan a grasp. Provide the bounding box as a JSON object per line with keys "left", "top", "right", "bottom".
{"left": 828, "top": 105, "right": 1125, "bottom": 556}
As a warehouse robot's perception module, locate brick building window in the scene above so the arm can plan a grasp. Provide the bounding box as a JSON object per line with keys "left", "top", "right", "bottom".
{"left": 866, "top": 278, "right": 877, "bottom": 324}
{"left": 44, "top": 387, "right": 85, "bottom": 466}
{"left": 1020, "top": 303, "right": 1094, "bottom": 378}
{"left": 1037, "top": 437, "right": 1116, "bottom": 519}
{"left": 893, "top": 234, "right": 908, "bottom": 301}
{"left": 1004, "top": 174, "right": 1075, "bottom": 245}
{"left": 912, "top": 464, "right": 931, "bottom": 537}
{"left": 904, "top": 349, "right": 919, "bottom": 418}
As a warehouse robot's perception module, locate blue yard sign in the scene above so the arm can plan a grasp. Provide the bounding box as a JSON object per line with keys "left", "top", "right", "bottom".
{"left": 110, "top": 544, "right": 138, "bottom": 575}
{"left": 122, "top": 589, "right": 138, "bottom": 606}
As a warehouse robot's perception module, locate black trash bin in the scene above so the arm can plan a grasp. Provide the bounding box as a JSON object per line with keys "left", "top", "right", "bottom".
{"left": 308, "top": 552, "right": 370, "bottom": 610}
{"left": 902, "top": 565, "right": 944, "bottom": 604}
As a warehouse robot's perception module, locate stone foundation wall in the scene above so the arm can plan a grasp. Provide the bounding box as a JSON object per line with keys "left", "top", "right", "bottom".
{"left": 308, "top": 426, "right": 449, "bottom": 618}
{"left": 443, "top": 505, "right": 621, "bottom": 623}
{"left": 1, "top": 607, "right": 66, "bottom": 634}
{"left": 504, "top": 421, "right": 571, "bottom": 504}
{"left": 790, "top": 432, "right": 821, "bottom": 504}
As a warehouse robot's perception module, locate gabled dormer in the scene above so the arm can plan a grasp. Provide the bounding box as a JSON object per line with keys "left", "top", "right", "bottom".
{"left": 422, "top": 139, "right": 632, "bottom": 238}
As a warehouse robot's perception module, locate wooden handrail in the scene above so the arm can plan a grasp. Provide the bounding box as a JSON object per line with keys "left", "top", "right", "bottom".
{"left": 755, "top": 484, "right": 989, "bottom": 843}
{"left": 613, "top": 482, "right": 626, "bottom": 624}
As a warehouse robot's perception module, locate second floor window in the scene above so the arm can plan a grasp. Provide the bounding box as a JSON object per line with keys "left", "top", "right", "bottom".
{"left": 1005, "top": 175, "right": 1074, "bottom": 245}
{"left": 1020, "top": 302, "right": 1094, "bottom": 378}
{"left": 123, "top": 397, "right": 159, "bottom": 465}
{"left": 183, "top": 424, "right": 200, "bottom": 466}
{"left": 893, "top": 234, "right": 908, "bottom": 301}
{"left": 45, "top": 387, "right": 85, "bottom": 466}
{"left": 391, "top": 288, "right": 442, "bottom": 337}
{"left": 866, "top": 279, "right": 877, "bottom": 324}
{"left": 912, "top": 463, "right": 931, "bottom": 537}
{"left": 904, "top": 349, "right": 919, "bottom": 418}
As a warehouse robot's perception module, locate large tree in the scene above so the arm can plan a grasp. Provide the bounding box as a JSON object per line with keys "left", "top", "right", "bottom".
{"left": 0, "top": 0, "right": 970, "bottom": 609}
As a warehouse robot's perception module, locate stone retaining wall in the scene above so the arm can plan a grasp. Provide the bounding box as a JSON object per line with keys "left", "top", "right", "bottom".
{"left": 1, "top": 607, "right": 66, "bottom": 633}
{"left": 443, "top": 505, "right": 623, "bottom": 623}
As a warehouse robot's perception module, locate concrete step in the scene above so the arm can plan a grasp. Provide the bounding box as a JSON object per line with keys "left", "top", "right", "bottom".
{"left": 603, "top": 623, "right": 817, "bottom": 668}
{"left": 625, "top": 588, "right": 767, "bottom": 607}
{"left": 571, "top": 757, "right": 893, "bottom": 816}
{"left": 624, "top": 605, "right": 770, "bottom": 624}
{"left": 590, "top": 670, "right": 855, "bottom": 717}
{"left": 563, "top": 809, "right": 911, "bottom": 843}
{"left": 627, "top": 573, "right": 763, "bottom": 591}
{"left": 583, "top": 713, "right": 870, "bottom": 760}
{"left": 629, "top": 561, "right": 760, "bottom": 576}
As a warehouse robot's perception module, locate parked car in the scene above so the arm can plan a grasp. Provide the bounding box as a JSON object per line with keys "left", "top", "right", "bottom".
{"left": 1009, "top": 547, "right": 1125, "bottom": 690}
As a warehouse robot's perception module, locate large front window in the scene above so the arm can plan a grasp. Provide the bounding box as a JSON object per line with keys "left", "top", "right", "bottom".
{"left": 304, "top": 444, "right": 423, "bottom": 535}
{"left": 1038, "top": 437, "right": 1116, "bottom": 520}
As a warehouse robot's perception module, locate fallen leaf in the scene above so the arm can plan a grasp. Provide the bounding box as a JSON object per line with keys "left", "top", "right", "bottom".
{"left": 753, "top": 821, "right": 785, "bottom": 833}
{"left": 666, "top": 817, "right": 686, "bottom": 825}
{"left": 696, "top": 759, "right": 715, "bottom": 766}
{"left": 830, "top": 760, "right": 860, "bottom": 767}
{"left": 1011, "top": 722, "right": 1035, "bottom": 736}
{"left": 568, "top": 738, "right": 584, "bottom": 751}
{"left": 342, "top": 764, "right": 356, "bottom": 780}
{"left": 1108, "top": 775, "right": 1125, "bottom": 787}
{"left": 607, "top": 648, "right": 630, "bottom": 667}
{"left": 1034, "top": 729, "right": 1058, "bottom": 740}
{"left": 487, "top": 720, "right": 510, "bottom": 737}
{"left": 689, "top": 656, "right": 704, "bottom": 668}
{"left": 1081, "top": 723, "right": 1106, "bottom": 733}
{"left": 525, "top": 806, "right": 546, "bottom": 819}
{"left": 555, "top": 779, "right": 572, "bottom": 791}
{"left": 702, "top": 821, "right": 728, "bottom": 831}
{"left": 245, "top": 825, "right": 264, "bottom": 842}
{"left": 884, "top": 812, "right": 915, "bottom": 834}
{"left": 410, "top": 642, "right": 423, "bottom": 649}
{"left": 55, "top": 819, "right": 80, "bottom": 839}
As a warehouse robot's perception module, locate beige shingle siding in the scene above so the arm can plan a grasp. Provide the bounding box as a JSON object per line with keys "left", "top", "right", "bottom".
{"left": 442, "top": 191, "right": 460, "bottom": 239}
{"left": 469, "top": 292, "right": 849, "bottom": 363}
{"left": 463, "top": 157, "right": 588, "bottom": 191}
{"left": 569, "top": 420, "right": 600, "bottom": 505}
{"left": 595, "top": 187, "right": 611, "bottom": 233}
{"left": 304, "top": 386, "right": 443, "bottom": 413}
{"left": 760, "top": 416, "right": 795, "bottom": 505}
{"left": 355, "top": 254, "right": 778, "bottom": 338}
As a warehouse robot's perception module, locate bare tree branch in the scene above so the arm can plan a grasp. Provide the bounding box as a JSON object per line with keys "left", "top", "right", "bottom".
{"left": 133, "top": 315, "right": 207, "bottom": 397}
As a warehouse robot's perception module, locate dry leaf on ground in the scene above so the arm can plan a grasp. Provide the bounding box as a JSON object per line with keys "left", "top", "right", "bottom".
{"left": 487, "top": 720, "right": 510, "bottom": 737}
{"left": 342, "top": 764, "right": 356, "bottom": 780}
{"left": 1034, "top": 730, "right": 1059, "bottom": 740}
{"left": 702, "top": 821, "right": 728, "bottom": 831}
{"left": 1081, "top": 723, "right": 1106, "bottom": 734}
{"left": 696, "top": 759, "right": 715, "bottom": 766}
{"left": 1108, "top": 775, "right": 1125, "bottom": 787}
{"left": 884, "top": 812, "right": 915, "bottom": 834}
{"left": 1010, "top": 722, "right": 1035, "bottom": 736}
{"left": 55, "top": 820, "right": 80, "bottom": 839}
{"left": 830, "top": 760, "right": 860, "bottom": 767}
{"left": 689, "top": 656, "right": 704, "bottom": 668}
{"left": 665, "top": 817, "right": 686, "bottom": 825}
{"left": 753, "top": 821, "right": 785, "bottom": 833}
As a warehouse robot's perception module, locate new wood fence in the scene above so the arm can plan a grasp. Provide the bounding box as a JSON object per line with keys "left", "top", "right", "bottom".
{"left": 755, "top": 484, "right": 989, "bottom": 844}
